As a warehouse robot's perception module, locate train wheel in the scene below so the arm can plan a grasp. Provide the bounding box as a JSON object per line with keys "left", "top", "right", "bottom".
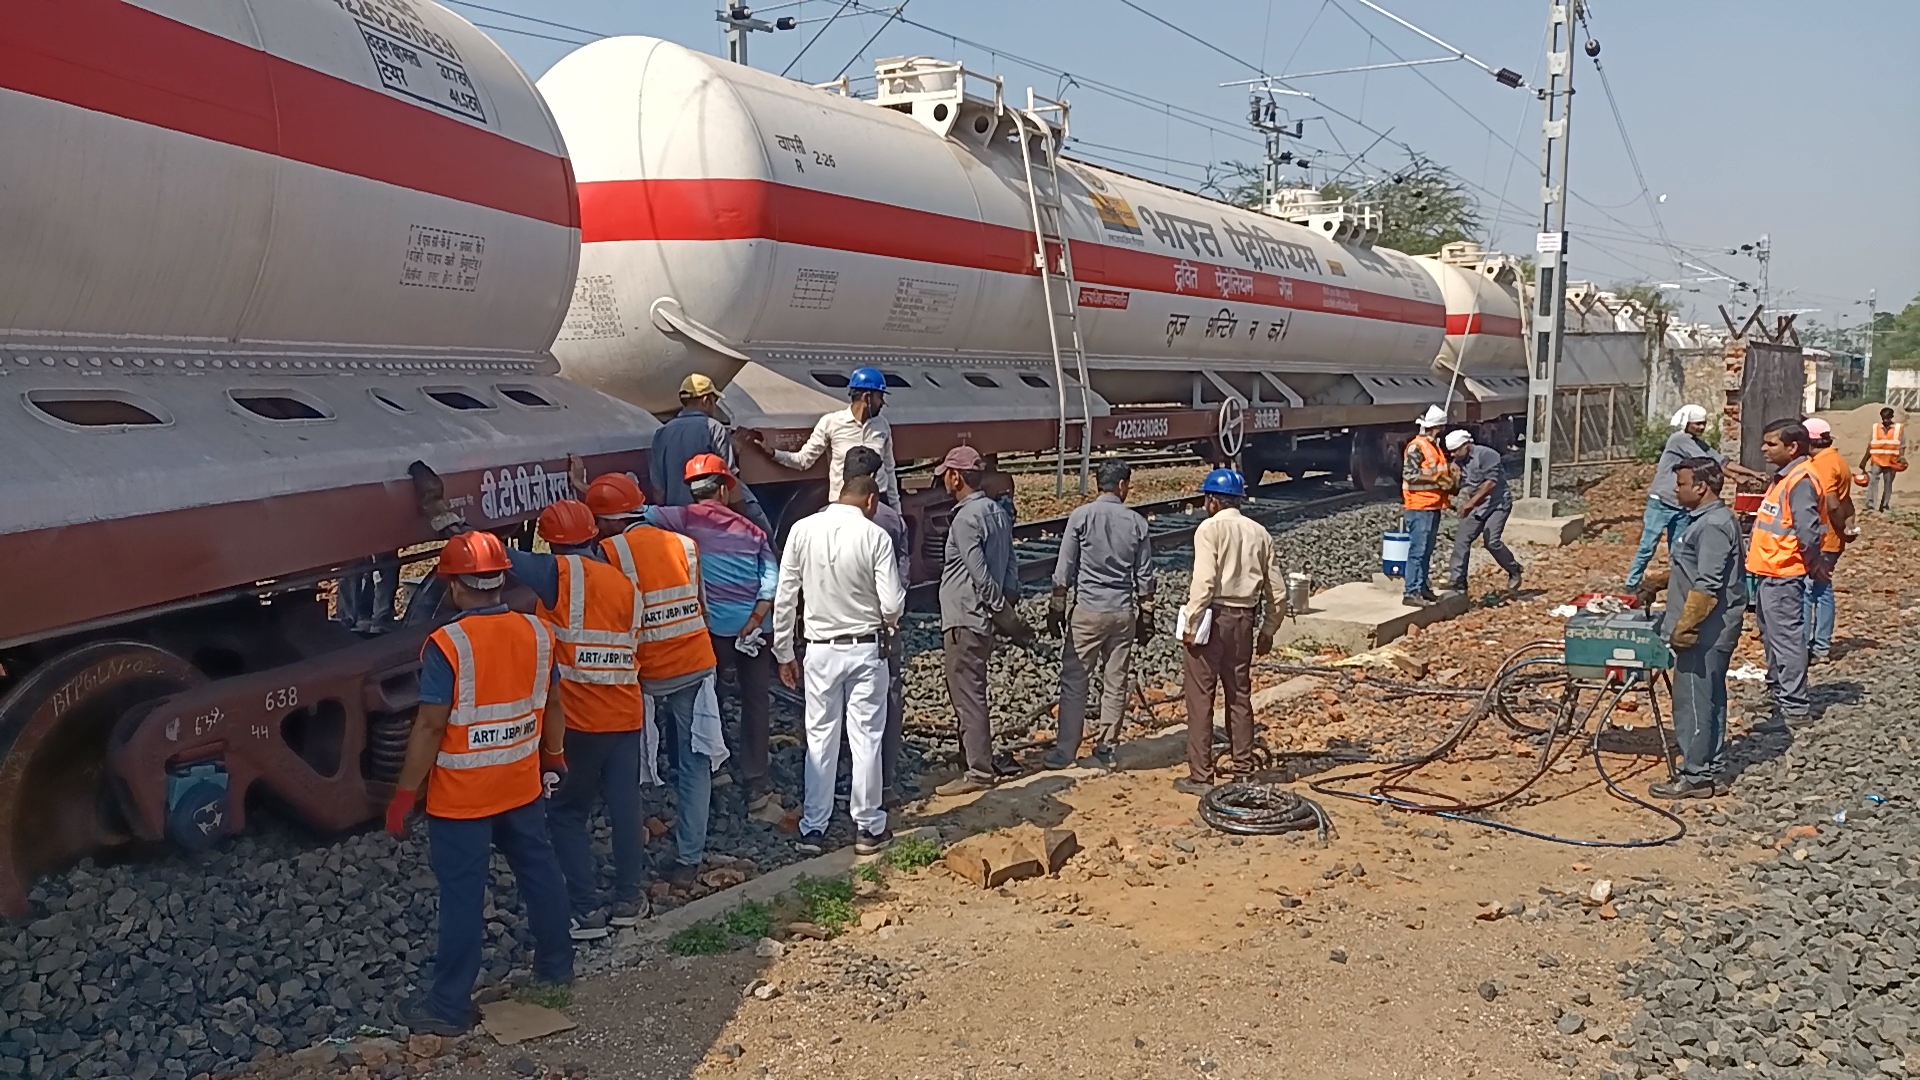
{"left": 0, "top": 641, "right": 202, "bottom": 918}
{"left": 1348, "top": 434, "right": 1382, "bottom": 492}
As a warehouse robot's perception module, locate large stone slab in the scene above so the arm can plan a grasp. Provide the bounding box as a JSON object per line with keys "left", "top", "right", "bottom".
{"left": 1504, "top": 514, "right": 1587, "bottom": 546}
{"left": 1270, "top": 574, "right": 1468, "bottom": 651}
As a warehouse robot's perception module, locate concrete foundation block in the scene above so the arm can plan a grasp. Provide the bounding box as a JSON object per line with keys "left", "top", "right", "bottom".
{"left": 1503, "top": 514, "right": 1586, "bottom": 547}
{"left": 1272, "top": 579, "right": 1469, "bottom": 651}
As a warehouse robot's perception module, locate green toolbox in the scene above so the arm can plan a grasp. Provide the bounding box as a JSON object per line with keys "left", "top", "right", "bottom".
{"left": 1564, "top": 610, "right": 1672, "bottom": 677}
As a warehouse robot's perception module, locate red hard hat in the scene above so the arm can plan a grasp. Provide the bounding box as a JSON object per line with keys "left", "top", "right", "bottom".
{"left": 437, "top": 531, "right": 512, "bottom": 577}
{"left": 584, "top": 473, "right": 644, "bottom": 517}
{"left": 683, "top": 452, "right": 735, "bottom": 487}
{"left": 538, "top": 499, "right": 598, "bottom": 546}
{"left": 1853, "top": 472, "right": 1870, "bottom": 488}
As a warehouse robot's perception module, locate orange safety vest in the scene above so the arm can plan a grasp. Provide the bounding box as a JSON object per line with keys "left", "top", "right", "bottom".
{"left": 1745, "top": 459, "right": 1831, "bottom": 579}
{"left": 536, "top": 555, "right": 644, "bottom": 734}
{"left": 1402, "top": 435, "right": 1450, "bottom": 511}
{"left": 601, "top": 525, "right": 717, "bottom": 682}
{"left": 1869, "top": 422, "right": 1905, "bottom": 468}
{"left": 423, "top": 612, "right": 552, "bottom": 819}
{"left": 1807, "top": 447, "right": 1852, "bottom": 554}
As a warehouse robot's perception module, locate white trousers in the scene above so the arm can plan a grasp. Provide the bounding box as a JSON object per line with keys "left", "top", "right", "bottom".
{"left": 801, "top": 641, "right": 888, "bottom": 836}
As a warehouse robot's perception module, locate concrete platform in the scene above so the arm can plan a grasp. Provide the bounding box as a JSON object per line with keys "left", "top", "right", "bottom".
{"left": 1503, "top": 514, "right": 1587, "bottom": 546}
{"left": 1271, "top": 574, "right": 1469, "bottom": 651}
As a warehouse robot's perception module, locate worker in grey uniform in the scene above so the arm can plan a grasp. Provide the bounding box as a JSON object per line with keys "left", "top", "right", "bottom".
{"left": 1044, "top": 459, "right": 1154, "bottom": 771}
{"left": 649, "top": 374, "right": 773, "bottom": 536}
{"left": 1744, "top": 418, "right": 1829, "bottom": 724}
{"left": 1441, "top": 429, "right": 1523, "bottom": 596}
{"left": 1636, "top": 457, "right": 1744, "bottom": 799}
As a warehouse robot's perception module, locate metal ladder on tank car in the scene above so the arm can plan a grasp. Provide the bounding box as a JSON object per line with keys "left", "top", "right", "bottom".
{"left": 1011, "top": 90, "right": 1094, "bottom": 495}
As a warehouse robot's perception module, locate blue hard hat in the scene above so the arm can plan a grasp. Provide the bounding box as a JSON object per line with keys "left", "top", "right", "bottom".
{"left": 848, "top": 366, "right": 888, "bottom": 393}
{"left": 1200, "top": 468, "right": 1245, "bottom": 498}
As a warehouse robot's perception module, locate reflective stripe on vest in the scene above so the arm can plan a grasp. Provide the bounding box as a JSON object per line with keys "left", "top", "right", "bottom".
{"left": 1870, "top": 423, "right": 1904, "bottom": 466}
{"left": 550, "top": 555, "right": 641, "bottom": 685}
{"left": 1402, "top": 436, "right": 1449, "bottom": 511}
{"left": 1746, "top": 460, "right": 1827, "bottom": 578}
{"left": 601, "top": 526, "right": 718, "bottom": 681}
{"left": 423, "top": 612, "right": 550, "bottom": 819}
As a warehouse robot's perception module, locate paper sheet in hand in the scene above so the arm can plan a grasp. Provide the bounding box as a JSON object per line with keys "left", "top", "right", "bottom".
{"left": 1175, "top": 607, "right": 1212, "bottom": 645}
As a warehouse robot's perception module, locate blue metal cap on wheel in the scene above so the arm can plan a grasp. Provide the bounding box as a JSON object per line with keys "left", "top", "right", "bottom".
{"left": 1200, "top": 468, "right": 1245, "bottom": 497}
{"left": 848, "top": 366, "right": 888, "bottom": 393}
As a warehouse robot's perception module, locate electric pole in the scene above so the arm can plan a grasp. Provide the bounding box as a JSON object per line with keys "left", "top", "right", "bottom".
{"left": 1863, "top": 288, "right": 1878, "bottom": 389}
{"left": 1519, "top": 0, "right": 1580, "bottom": 512}
{"left": 717, "top": 4, "right": 795, "bottom": 68}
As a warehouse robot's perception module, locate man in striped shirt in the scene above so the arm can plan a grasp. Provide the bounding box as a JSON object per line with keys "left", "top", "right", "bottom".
{"left": 641, "top": 454, "right": 781, "bottom": 810}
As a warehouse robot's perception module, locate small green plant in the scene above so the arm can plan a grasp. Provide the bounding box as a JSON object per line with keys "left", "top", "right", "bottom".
{"left": 666, "top": 921, "right": 733, "bottom": 956}
{"left": 794, "top": 875, "right": 857, "bottom": 934}
{"left": 515, "top": 981, "right": 573, "bottom": 1010}
{"left": 723, "top": 901, "right": 774, "bottom": 939}
{"left": 854, "top": 862, "right": 883, "bottom": 884}
{"left": 1631, "top": 418, "right": 1670, "bottom": 464}
{"left": 886, "top": 836, "right": 943, "bottom": 872}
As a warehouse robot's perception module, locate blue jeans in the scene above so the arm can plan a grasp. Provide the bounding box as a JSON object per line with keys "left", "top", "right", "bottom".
{"left": 1402, "top": 510, "right": 1441, "bottom": 597}
{"left": 425, "top": 799, "right": 573, "bottom": 1024}
{"left": 546, "top": 728, "right": 647, "bottom": 916}
{"left": 652, "top": 682, "right": 711, "bottom": 869}
{"left": 1625, "top": 498, "right": 1688, "bottom": 588}
{"left": 1803, "top": 550, "right": 1840, "bottom": 656}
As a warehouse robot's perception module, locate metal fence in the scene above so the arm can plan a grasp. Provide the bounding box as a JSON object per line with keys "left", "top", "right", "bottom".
{"left": 1551, "top": 384, "right": 1645, "bottom": 464}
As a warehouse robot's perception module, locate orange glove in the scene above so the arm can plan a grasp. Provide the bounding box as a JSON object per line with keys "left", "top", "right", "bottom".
{"left": 386, "top": 787, "right": 417, "bottom": 838}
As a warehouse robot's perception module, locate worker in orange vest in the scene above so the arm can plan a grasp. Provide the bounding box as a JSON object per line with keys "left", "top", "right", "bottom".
{"left": 1801, "top": 419, "right": 1856, "bottom": 664}
{"left": 386, "top": 531, "right": 573, "bottom": 1038}
{"left": 1745, "top": 418, "right": 1830, "bottom": 723}
{"left": 585, "top": 472, "right": 721, "bottom": 890}
{"left": 1400, "top": 404, "right": 1460, "bottom": 608}
{"left": 1858, "top": 406, "right": 1907, "bottom": 513}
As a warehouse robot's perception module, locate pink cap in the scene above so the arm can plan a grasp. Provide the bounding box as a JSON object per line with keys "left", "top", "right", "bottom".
{"left": 1804, "top": 418, "right": 1832, "bottom": 440}
{"left": 933, "top": 445, "right": 987, "bottom": 476}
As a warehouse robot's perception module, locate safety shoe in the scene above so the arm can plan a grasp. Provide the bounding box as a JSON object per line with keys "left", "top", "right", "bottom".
{"left": 608, "top": 897, "right": 650, "bottom": 928}
{"left": 746, "top": 778, "right": 777, "bottom": 812}
{"left": 1089, "top": 745, "right": 1119, "bottom": 771}
{"left": 854, "top": 828, "right": 894, "bottom": 856}
{"left": 569, "top": 913, "right": 610, "bottom": 941}
{"left": 1420, "top": 589, "right": 1442, "bottom": 603}
{"left": 1506, "top": 569, "right": 1524, "bottom": 592}
{"left": 665, "top": 862, "right": 701, "bottom": 889}
{"left": 1648, "top": 777, "right": 1720, "bottom": 800}
{"left": 1038, "top": 753, "right": 1076, "bottom": 771}
{"left": 1441, "top": 581, "right": 1467, "bottom": 594}
{"left": 1808, "top": 650, "right": 1830, "bottom": 666}
{"left": 1401, "top": 594, "right": 1434, "bottom": 609}
{"left": 793, "top": 831, "right": 827, "bottom": 855}
{"left": 1171, "top": 777, "right": 1212, "bottom": 797}
{"left": 934, "top": 775, "right": 995, "bottom": 797}
{"left": 398, "top": 996, "right": 471, "bottom": 1038}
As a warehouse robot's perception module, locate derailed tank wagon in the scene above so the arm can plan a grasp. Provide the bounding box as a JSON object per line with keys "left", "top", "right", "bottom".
{"left": 0, "top": 0, "right": 658, "bottom": 916}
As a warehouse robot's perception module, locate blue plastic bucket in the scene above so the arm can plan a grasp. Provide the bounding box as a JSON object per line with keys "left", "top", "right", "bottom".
{"left": 1381, "top": 531, "right": 1412, "bottom": 577}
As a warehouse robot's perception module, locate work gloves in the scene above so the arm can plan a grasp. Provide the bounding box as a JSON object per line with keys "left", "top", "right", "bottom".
{"left": 991, "top": 604, "right": 1039, "bottom": 650}
{"left": 1633, "top": 571, "right": 1669, "bottom": 611}
{"left": 385, "top": 787, "right": 417, "bottom": 839}
{"left": 540, "top": 751, "right": 568, "bottom": 800}
{"left": 1044, "top": 593, "right": 1068, "bottom": 637}
{"left": 1134, "top": 599, "right": 1158, "bottom": 645}
{"left": 1667, "top": 590, "right": 1718, "bottom": 651}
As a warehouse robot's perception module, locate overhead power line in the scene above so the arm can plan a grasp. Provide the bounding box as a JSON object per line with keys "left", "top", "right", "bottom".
{"left": 781, "top": 0, "right": 855, "bottom": 77}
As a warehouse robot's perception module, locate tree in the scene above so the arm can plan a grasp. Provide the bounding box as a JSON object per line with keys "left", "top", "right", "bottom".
{"left": 1609, "top": 281, "right": 1682, "bottom": 320}
{"left": 1202, "top": 159, "right": 1483, "bottom": 256}
{"left": 1880, "top": 296, "right": 1920, "bottom": 368}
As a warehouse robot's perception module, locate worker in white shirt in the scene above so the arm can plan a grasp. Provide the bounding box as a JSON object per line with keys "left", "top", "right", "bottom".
{"left": 742, "top": 366, "right": 898, "bottom": 505}
{"left": 771, "top": 474, "right": 906, "bottom": 857}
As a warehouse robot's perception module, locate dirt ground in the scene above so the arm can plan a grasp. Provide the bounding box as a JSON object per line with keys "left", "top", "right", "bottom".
{"left": 261, "top": 470, "right": 1920, "bottom": 1080}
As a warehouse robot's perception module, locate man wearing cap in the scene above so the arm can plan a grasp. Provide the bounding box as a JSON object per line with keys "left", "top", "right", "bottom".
{"left": 772, "top": 473, "right": 904, "bottom": 855}
{"left": 650, "top": 374, "right": 773, "bottom": 536}
{"left": 386, "top": 530, "right": 573, "bottom": 1037}
{"left": 1859, "top": 406, "right": 1908, "bottom": 513}
{"left": 1400, "top": 405, "right": 1459, "bottom": 608}
{"left": 743, "top": 366, "right": 898, "bottom": 505}
{"left": 1046, "top": 459, "right": 1154, "bottom": 771}
{"left": 1441, "top": 429, "right": 1523, "bottom": 596}
{"left": 932, "top": 445, "right": 1035, "bottom": 796}
{"left": 584, "top": 472, "right": 722, "bottom": 889}
{"left": 1177, "top": 468, "right": 1280, "bottom": 795}
{"left": 640, "top": 454, "right": 781, "bottom": 809}
{"left": 1626, "top": 405, "right": 1762, "bottom": 591}
{"left": 844, "top": 446, "right": 914, "bottom": 803}
{"left": 1802, "top": 418, "right": 1856, "bottom": 664}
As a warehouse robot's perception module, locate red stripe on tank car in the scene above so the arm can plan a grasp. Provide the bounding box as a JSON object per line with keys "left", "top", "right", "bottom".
{"left": 1, "top": 0, "right": 577, "bottom": 228}
{"left": 1445, "top": 312, "right": 1524, "bottom": 338}
{"left": 579, "top": 178, "right": 1449, "bottom": 328}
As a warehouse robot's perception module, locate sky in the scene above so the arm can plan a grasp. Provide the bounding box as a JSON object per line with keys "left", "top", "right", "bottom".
{"left": 459, "top": 0, "right": 1920, "bottom": 329}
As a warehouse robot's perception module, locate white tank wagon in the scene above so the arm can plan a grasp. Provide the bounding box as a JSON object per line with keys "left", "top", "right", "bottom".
{"left": 540, "top": 40, "right": 1524, "bottom": 489}
{"left": 0, "top": 0, "right": 657, "bottom": 916}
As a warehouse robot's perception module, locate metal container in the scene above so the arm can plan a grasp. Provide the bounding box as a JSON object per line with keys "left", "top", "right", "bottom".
{"left": 538, "top": 39, "right": 1523, "bottom": 414}
{"left": 1564, "top": 610, "right": 1673, "bottom": 676}
{"left": 1285, "top": 571, "right": 1313, "bottom": 617}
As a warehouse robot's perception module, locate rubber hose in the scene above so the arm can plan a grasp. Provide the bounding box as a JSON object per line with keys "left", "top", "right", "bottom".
{"left": 1199, "top": 781, "right": 1333, "bottom": 843}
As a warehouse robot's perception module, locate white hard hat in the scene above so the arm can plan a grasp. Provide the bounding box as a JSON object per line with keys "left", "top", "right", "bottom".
{"left": 1671, "top": 404, "right": 1708, "bottom": 428}
{"left": 1418, "top": 404, "right": 1448, "bottom": 429}
{"left": 1443, "top": 430, "right": 1474, "bottom": 451}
